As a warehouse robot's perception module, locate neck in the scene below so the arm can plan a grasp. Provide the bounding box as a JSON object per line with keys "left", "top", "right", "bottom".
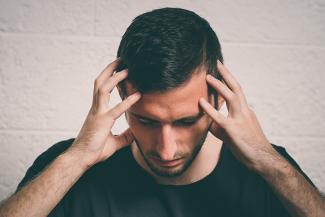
{"left": 131, "top": 133, "right": 223, "bottom": 185}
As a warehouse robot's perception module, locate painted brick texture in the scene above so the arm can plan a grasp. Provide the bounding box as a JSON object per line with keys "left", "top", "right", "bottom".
{"left": 0, "top": 0, "right": 324, "bottom": 201}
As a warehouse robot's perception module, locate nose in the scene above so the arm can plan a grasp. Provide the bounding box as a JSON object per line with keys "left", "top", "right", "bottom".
{"left": 156, "top": 124, "right": 177, "bottom": 161}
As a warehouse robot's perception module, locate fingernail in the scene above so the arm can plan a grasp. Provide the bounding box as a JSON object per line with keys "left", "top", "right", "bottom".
{"left": 133, "top": 92, "right": 141, "bottom": 98}
{"left": 199, "top": 97, "right": 207, "bottom": 104}
{"left": 206, "top": 74, "right": 213, "bottom": 81}
{"left": 118, "top": 69, "right": 128, "bottom": 74}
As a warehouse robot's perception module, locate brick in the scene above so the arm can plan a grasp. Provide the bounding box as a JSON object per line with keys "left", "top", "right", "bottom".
{"left": 222, "top": 44, "right": 325, "bottom": 137}
{"left": 0, "top": 132, "right": 74, "bottom": 200}
{"left": 95, "top": 0, "right": 325, "bottom": 45}
{"left": 0, "top": 34, "right": 127, "bottom": 131}
{"left": 0, "top": 0, "right": 94, "bottom": 35}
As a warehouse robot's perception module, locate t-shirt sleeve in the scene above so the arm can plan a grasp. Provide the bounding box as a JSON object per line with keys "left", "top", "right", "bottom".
{"left": 268, "top": 144, "right": 318, "bottom": 217}
{"left": 15, "top": 138, "right": 75, "bottom": 193}
{"left": 272, "top": 144, "right": 317, "bottom": 190}
{"left": 14, "top": 138, "right": 75, "bottom": 217}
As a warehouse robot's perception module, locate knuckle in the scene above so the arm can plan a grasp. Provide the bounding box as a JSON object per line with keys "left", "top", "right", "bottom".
{"left": 235, "top": 83, "right": 242, "bottom": 91}
{"left": 124, "top": 96, "right": 134, "bottom": 105}
{"left": 113, "top": 72, "right": 126, "bottom": 82}
{"left": 222, "top": 119, "right": 230, "bottom": 129}
{"left": 248, "top": 109, "right": 256, "bottom": 118}
{"left": 119, "top": 102, "right": 129, "bottom": 111}
{"left": 125, "top": 96, "right": 133, "bottom": 103}
{"left": 244, "top": 108, "right": 256, "bottom": 119}
{"left": 94, "top": 78, "right": 99, "bottom": 86}
{"left": 107, "top": 112, "right": 116, "bottom": 121}
{"left": 91, "top": 95, "right": 97, "bottom": 105}
{"left": 228, "top": 93, "right": 237, "bottom": 102}
{"left": 98, "top": 87, "right": 106, "bottom": 95}
{"left": 113, "top": 72, "right": 121, "bottom": 78}
{"left": 89, "top": 107, "right": 96, "bottom": 115}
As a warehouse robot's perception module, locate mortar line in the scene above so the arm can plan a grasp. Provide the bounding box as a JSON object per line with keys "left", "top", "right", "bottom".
{"left": 0, "top": 31, "right": 324, "bottom": 49}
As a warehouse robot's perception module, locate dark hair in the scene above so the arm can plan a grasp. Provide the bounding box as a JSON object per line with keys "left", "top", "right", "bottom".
{"left": 116, "top": 7, "right": 223, "bottom": 97}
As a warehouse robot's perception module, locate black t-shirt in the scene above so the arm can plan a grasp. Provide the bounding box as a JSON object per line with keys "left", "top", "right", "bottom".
{"left": 16, "top": 138, "right": 317, "bottom": 217}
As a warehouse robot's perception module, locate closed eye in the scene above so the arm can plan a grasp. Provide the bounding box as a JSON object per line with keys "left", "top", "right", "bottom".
{"left": 138, "top": 118, "right": 159, "bottom": 126}
{"left": 133, "top": 112, "right": 204, "bottom": 128}
{"left": 138, "top": 118, "right": 197, "bottom": 127}
{"left": 174, "top": 120, "right": 197, "bottom": 126}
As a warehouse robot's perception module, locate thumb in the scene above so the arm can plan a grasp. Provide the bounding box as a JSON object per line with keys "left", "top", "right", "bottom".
{"left": 114, "top": 128, "right": 134, "bottom": 150}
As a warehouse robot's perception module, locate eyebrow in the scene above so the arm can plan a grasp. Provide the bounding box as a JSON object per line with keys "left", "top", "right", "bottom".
{"left": 129, "top": 111, "right": 205, "bottom": 122}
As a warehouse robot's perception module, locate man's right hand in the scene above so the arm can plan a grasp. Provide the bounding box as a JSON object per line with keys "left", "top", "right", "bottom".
{"left": 0, "top": 59, "right": 140, "bottom": 217}
{"left": 68, "top": 58, "right": 141, "bottom": 169}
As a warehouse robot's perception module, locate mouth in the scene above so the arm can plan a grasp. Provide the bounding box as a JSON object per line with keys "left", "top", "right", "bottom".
{"left": 151, "top": 157, "right": 184, "bottom": 168}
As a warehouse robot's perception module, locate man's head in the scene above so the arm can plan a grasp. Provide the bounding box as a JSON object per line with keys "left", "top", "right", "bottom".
{"left": 116, "top": 7, "right": 224, "bottom": 177}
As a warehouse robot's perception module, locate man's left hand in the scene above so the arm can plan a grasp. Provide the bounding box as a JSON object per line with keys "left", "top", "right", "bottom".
{"left": 199, "top": 60, "right": 280, "bottom": 173}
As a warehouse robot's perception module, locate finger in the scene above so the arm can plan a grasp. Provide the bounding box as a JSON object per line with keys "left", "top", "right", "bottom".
{"left": 217, "top": 60, "right": 248, "bottom": 107}
{"left": 217, "top": 60, "right": 241, "bottom": 93}
{"left": 97, "top": 69, "right": 128, "bottom": 110}
{"left": 114, "top": 128, "right": 134, "bottom": 150}
{"left": 92, "top": 58, "right": 121, "bottom": 107}
{"left": 94, "top": 58, "right": 121, "bottom": 94}
{"left": 108, "top": 92, "right": 141, "bottom": 120}
{"left": 206, "top": 75, "right": 241, "bottom": 114}
{"left": 199, "top": 97, "right": 227, "bottom": 128}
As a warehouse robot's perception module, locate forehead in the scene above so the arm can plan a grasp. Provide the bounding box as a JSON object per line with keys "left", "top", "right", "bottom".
{"left": 126, "top": 70, "right": 209, "bottom": 121}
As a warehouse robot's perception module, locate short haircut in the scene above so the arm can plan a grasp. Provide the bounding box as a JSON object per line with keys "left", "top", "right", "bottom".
{"left": 116, "top": 7, "right": 223, "bottom": 98}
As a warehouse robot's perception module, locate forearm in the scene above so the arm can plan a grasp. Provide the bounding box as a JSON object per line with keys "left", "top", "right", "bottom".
{"left": 0, "top": 148, "right": 89, "bottom": 217}
{"left": 257, "top": 153, "right": 325, "bottom": 217}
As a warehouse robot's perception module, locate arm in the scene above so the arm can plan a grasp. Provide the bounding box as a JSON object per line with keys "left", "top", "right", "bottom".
{"left": 199, "top": 60, "right": 325, "bottom": 217}
{"left": 257, "top": 150, "right": 325, "bottom": 217}
{"left": 0, "top": 148, "right": 88, "bottom": 217}
{"left": 0, "top": 58, "right": 141, "bottom": 217}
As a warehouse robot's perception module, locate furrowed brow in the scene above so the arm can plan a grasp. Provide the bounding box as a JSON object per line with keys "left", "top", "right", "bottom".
{"left": 129, "top": 111, "right": 204, "bottom": 122}
{"left": 176, "top": 112, "right": 204, "bottom": 122}
{"left": 129, "top": 112, "right": 158, "bottom": 122}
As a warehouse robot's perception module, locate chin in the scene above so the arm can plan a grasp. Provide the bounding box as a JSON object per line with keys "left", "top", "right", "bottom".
{"left": 134, "top": 131, "right": 208, "bottom": 178}
{"left": 149, "top": 161, "right": 188, "bottom": 177}
{"left": 145, "top": 155, "right": 195, "bottom": 178}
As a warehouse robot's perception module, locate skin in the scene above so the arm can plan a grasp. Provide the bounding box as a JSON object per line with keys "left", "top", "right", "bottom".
{"left": 120, "top": 68, "right": 224, "bottom": 184}
{"left": 0, "top": 58, "right": 323, "bottom": 217}
{"left": 0, "top": 59, "right": 142, "bottom": 217}
{"left": 198, "top": 60, "right": 325, "bottom": 217}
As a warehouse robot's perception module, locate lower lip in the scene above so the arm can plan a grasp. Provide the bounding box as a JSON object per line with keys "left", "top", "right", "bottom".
{"left": 152, "top": 158, "right": 183, "bottom": 167}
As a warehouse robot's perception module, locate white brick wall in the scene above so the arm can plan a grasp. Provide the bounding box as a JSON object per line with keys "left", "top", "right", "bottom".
{"left": 0, "top": 0, "right": 324, "bottom": 201}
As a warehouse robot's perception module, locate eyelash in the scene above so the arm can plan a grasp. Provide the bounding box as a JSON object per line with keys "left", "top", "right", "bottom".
{"left": 137, "top": 119, "right": 197, "bottom": 127}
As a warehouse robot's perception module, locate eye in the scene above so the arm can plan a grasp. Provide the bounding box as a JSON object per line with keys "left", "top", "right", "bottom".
{"left": 174, "top": 120, "right": 197, "bottom": 127}
{"left": 137, "top": 118, "right": 159, "bottom": 127}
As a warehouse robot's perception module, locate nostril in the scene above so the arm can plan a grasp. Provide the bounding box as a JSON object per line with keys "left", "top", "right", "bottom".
{"left": 156, "top": 149, "right": 177, "bottom": 162}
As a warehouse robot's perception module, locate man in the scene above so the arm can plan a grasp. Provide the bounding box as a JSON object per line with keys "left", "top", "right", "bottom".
{"left": 0, "top": 7, "right": 324, "bottom": 217}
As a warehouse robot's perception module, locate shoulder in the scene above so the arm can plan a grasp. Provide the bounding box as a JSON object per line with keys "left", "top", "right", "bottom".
{"left": 33, "top": 138, "right": 75, "bottom": 166}
{"left": 15, "top": 138, "right": 75, "bottom": 193}
{"left": 220, "top": 143, "right": 317, "bottom": 189}
{"left": 270, "top": 143, "right": 317, "bottom": 189}
{"left": 15, "top": 139, "right": 133, "bottom": 193}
